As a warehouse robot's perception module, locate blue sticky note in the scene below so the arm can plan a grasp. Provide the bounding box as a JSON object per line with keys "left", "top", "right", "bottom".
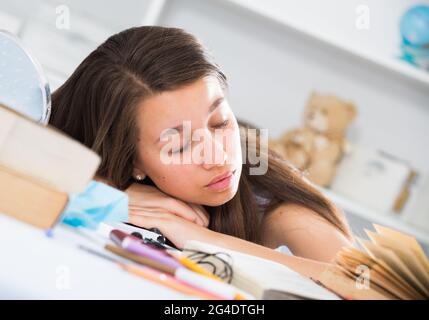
{"left": 61, "top": 181, "right": 128, "bottom": 230}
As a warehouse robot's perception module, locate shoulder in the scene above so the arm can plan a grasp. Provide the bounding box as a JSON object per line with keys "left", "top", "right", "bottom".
{"left": 261, "top": 202, "right": 352, "bottom": 262}
{"left": 263, "top": 202, "right": 329, "bottom": 233}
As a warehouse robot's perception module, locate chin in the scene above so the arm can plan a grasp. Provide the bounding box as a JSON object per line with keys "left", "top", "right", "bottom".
{"left": 202, "top": 187, "right": 238, "bottom": 207}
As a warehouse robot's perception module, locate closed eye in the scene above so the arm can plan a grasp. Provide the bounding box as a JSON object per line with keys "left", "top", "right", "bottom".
{"left": 172, "top": 143, "right": 190, "bottom": 154}
{"left": 213, "top": 119, "right": 229, "bottom": 129}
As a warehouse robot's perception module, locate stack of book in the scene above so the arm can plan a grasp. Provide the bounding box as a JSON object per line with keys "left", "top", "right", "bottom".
{"left": 0, "top": 103, "right": 100, "bottom": 229}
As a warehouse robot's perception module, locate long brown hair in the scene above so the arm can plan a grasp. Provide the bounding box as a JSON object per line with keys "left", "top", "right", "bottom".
{"left": 49, "top": 26, "right": 351, "bottom": 243}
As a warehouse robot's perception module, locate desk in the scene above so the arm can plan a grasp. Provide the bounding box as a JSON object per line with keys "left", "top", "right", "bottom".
{"left": 0, "top": 214, "right": 191, "bottom": 299}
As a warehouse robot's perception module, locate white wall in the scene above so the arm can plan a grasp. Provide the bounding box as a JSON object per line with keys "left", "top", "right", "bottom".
{"left": 1, "top": 0, "right": 428, "bottom": 242}
{"left": 1, "top": 0, "right": 427, "bottom": 177}
{"left": 158, "top": 0, "right": 429, "bottom": 175}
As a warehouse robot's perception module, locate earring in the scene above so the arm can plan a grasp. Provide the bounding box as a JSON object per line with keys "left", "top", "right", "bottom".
{"left": 135, "top": 174, "right": 145, "bottom": 181}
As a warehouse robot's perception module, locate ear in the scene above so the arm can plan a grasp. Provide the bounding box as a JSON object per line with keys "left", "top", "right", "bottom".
{"left": 307, "top": 91, "right": 320, "bottom": 106}
{"left": 310, "top": 91, "right": 319, "bottom": 99}
{"left": 305, "top": 91, "right": 319, "bottom": 114}
{"left": 346, "top": 102, "right": 357, "bottom": 121}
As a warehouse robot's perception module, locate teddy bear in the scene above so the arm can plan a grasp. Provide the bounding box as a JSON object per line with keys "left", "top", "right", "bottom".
{"left": 269, "top": 92, "right": 357, "bottom": 187}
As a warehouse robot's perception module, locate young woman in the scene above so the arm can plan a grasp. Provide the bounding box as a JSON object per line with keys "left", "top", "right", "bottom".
{"left": 49, "top": 26, "right": 353, "bottom": 280}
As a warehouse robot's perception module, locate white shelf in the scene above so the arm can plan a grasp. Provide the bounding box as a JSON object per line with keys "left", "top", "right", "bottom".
{"left": 224, "top": 0, "right": 429, "bottom": 89}
{"left": 319, "top": 187, "right": 429, "bottom": 246}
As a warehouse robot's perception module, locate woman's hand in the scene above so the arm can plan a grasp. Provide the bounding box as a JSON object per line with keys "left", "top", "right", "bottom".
{"left": 129, "top": 210, "right": 217, "bottom": 249}
{"left": 126, "top": 183, "right": 209, "bottom": 227}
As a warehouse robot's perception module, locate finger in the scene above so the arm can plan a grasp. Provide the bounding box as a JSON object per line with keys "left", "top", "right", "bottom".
{"left": 189, "top": 204, "right": 208, "bottom": 227}
{"left": 128, "top": 213, "right": 183, "bottom": 249}
{"left": 163, "top": 198, "right": 205, "bottom": 226}
{"left": 189, "top": 204, "right": 209, "bottom": 227}
{"left": 126, "top": 183, "right": 205, "bottom": 226}
{"left": 129, "top": 210, "right": 171, "bottom": 219}
{"left": 131, "top": 202, "right": 203, "bottom": 226}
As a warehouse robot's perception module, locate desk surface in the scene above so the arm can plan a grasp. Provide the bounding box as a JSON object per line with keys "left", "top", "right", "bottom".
{"left": 0, "top": 214, "right": 191, "bottom": 299}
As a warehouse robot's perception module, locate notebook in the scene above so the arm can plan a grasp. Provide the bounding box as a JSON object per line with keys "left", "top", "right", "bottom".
{"left": 183, "top": 240, "right": 340, "bottom": 300}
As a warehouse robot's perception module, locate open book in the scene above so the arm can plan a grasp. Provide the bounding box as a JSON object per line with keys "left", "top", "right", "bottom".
{"left": 183, "top": 240, "right": 341, "bottom": 300}
{"left": 318, "top": 225, "right": 429, "bottom": 300}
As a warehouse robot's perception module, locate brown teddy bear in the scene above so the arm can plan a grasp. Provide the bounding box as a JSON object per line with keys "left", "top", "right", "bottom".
{"left": 269, "top": 92, "right": 357, "bottom": 186}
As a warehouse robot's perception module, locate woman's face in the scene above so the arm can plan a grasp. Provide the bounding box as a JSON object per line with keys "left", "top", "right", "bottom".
{"left": 134, "top": 76, "right": 243, "bottom": 206}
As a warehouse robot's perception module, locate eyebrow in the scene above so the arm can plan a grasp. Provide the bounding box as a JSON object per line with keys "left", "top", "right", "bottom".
{"left": 156, "top": 96, "right": 224, "bottom": 143}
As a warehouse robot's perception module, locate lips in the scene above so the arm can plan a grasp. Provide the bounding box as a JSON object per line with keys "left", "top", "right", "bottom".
{"left": 206, "top": 170, "right": 235, "bottom": 187}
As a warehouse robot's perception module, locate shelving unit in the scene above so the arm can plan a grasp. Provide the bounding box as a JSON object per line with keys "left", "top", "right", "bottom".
{"left": 213, "top": 0, "right": 429, "bottom": 245}
{"left": 223, "top": 0, "right": 429, "bottom": 89}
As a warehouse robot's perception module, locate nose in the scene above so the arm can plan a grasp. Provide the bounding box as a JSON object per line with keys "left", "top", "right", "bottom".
{"left": 200, "top": 131, "right": 228, "bottom": 170}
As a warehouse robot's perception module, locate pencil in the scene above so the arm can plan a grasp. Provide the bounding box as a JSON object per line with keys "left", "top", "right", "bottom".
{"left": 106, "top": 244, "right": 245, "bottom": 300}
{"left": 106, "top": 244, "right": 176, "bottom": 275}
{"left": 79, "top": 244, "right": 223, "bottom": 299}
{"left": 122, "top": 263, "right": 225, "bottom": 300}
{"left": 167, "top": 250, "right": 222, "bottom": 281}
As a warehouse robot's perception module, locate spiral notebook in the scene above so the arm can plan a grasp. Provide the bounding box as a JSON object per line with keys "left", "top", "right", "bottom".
{"left": 183, "top": 240, "right": 340, "bottom": 300}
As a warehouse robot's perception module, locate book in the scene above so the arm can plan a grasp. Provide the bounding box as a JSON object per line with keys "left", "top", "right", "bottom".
{"left": 0, "top": 165, "right": 68, "bottom": 229}
{"left": 0, "top": 103, "right": 100, "bottom": 229}
{"left": 0, "top": 103, "right": 100, "bottom": 194}
{"left": 183, "top": 240, "right": 341, "bottom": 300}
{"left": 319, "top": 225, "right": 429, "bottom": 300}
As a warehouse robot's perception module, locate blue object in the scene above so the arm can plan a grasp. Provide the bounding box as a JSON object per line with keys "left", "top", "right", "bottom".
{"left": 61, "top": 181, "right": 128, "bottom": 230}
{"left": 399, "top": 5, "right": 429, "bottom": 70}
{"left": 400, "top": 5, "right": 429, "bottom": 47}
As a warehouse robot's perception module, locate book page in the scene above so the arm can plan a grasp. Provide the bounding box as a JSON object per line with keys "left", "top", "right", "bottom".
{"left": 184, "top": 240, "right": 340, "bottom": 300}
{"left": 374, "top": 225, "right": 429, "bottom": 275}
{"left": 366, "top": 231, "right": 429, "bottom": 293}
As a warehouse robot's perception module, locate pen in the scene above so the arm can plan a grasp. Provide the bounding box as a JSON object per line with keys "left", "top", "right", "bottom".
{"left": 78, "top": 245, "right": 224, "bottom": 300}
{"left": 108, "top": 231, "right": 248, "bottom": 300}
{"left": 106, "top": 244, "right": 176, "bottom": 274}
{"left": 123, "top": 264, "right": 225, "bottom": 300}
{"left": 110, "top": 230, "right": 183, "bottom": 270}
{"left": 105, "top": 244, "right": 247, "bottom": 300}
{"left": 174, "top": 267, "right": 248, "bottom": 300}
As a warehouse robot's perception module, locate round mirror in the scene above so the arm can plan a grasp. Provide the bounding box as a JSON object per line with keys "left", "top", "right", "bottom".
{"left": 0, "top": 30, "right": 51, "bottom": 124}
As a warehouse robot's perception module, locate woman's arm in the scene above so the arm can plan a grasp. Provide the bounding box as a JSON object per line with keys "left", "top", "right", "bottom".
{"left": 210, "top": 229, "right": 332, "bottom": 280}
{"left": 129, "top": 211, "right": 332, "bottom": 280}
{"left": 92, "top": 179, "right": 210, "bottom": 227}
{"left": 261, "top": 203, "right": 353, "bottom": 262}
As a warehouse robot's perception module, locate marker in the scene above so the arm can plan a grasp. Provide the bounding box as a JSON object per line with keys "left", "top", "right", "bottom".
{"left": 106, "top": 244, "right": 176, "bottom": 275}
{"left": 175, "top": 267, "right": 248, "bottom": 300}
{"left": 110, "top": 230, "right": 183, "bottom": 270}
{"left": 105, "top": 244, "right": 248, "bottom": 300}
{"left": 107, "top": 230, "right": 249, "bottom": 300}
{"left": 78, "top": 245, "right": 223, "bottom": 300}
{"left": 124, "top": 264, "right": 225, "bottom": 300}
